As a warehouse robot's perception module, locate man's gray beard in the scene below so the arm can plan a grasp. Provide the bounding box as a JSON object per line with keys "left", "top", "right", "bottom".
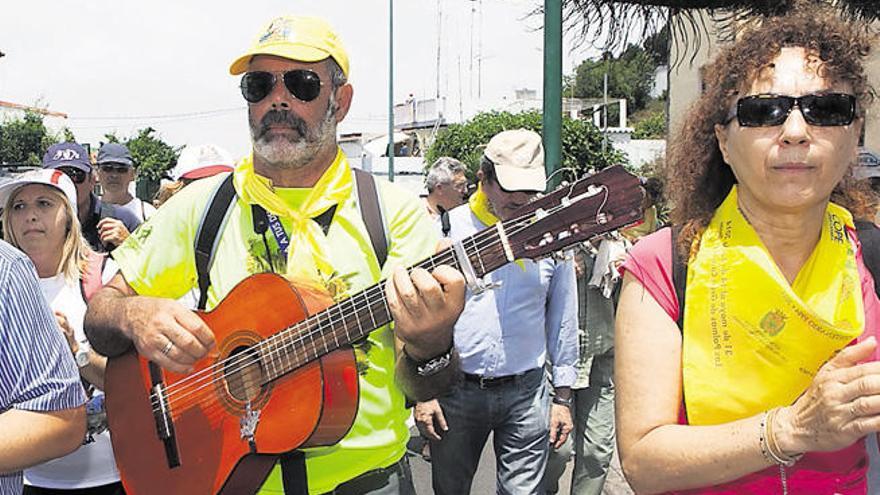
{"left": 252, "top": 113, "right": 336, "bottom": 170}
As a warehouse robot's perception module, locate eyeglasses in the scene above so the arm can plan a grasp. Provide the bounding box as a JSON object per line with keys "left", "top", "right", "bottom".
{"left": 58, "top": 167, "right": 87, "bottom": 184}
{"left": 240, "top": 70, "right": 323, "bottom": 104}
{"left": 99, "top": 164, "right": 130, "bottom": 174}
{"left": 732, "top": 93, "right": 857, "bottom": 127}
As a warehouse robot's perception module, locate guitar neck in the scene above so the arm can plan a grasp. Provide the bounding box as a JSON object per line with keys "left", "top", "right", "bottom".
{"left": 257, "top": 221, "right": 512, "bottom": 382}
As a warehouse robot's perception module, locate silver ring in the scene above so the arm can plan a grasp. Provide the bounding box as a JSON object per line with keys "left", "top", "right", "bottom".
{"left": 161, "top": 340, "right": 173, "bottom": 356}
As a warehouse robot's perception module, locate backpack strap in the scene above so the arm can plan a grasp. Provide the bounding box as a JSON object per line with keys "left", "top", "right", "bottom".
{"left": 353, "top": 168, "right": 389, "bottom": 270}
{"left": 79, "top": 251, "right": 108, "bottom": 302}
{"left": 194, "top": 174, "right": 236, "bottom": 310}
{"left": 670, "top": 225, "right": 687, "bottom": 331}
{"left": 855, "top": 220, "right": 880, "bottom": 299}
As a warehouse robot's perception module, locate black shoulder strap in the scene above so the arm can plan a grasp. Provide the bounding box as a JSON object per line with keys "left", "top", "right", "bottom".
{"left": 855, "top": 220, "right": 880, "bottom": 299}
{"left": 353, "top": 168, "right": 388, "bottom": 270}
{"left": 671, "top": 225, "right": 687, "bottom": 330}
{"left": 440, "top": 209, "right": 451, "bottom": 237}
{"left": 194, "top": 174, "right": 236, "bottom": 310}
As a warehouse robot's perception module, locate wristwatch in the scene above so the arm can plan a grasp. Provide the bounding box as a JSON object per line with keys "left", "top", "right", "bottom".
{"left": 552, "top": 395, "right": 573, "bottom": 407}
{"left": 75, "top": 343, "right": 91, "bottom": 369}
{"left": 404, "top": 344, "right": 454, "bottom": 377}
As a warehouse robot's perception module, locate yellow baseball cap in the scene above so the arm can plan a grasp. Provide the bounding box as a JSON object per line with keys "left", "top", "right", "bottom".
{"left": 229, "top": 16, "right": 350, "bottom": 78}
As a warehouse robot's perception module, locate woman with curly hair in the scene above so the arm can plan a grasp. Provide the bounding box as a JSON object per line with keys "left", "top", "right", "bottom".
{"left": 615, "top": 6, "right": 880, "bottom": 493}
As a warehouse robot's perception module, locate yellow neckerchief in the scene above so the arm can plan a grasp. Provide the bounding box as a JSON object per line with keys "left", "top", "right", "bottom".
{"left": 683, "top": 186, "right": 864, "bottom": 425}
{"left": 469, "top": 184, "right": 526, "bottom": 270}
{"left": 233, "top": 148, "right": 352, "bottom": 288}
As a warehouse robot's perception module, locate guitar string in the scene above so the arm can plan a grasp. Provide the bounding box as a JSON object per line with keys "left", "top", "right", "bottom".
{"left": 155, "top": 212, "right": 517, "bottom": 414}
{"left": 153, "top": 182, "right": 605, "bottom": 415}
{"left": 155, "top": 185, "right": 604, "bottom": 415}
{"left": 155, "top": 183, "right": 600, "bottom": 415}
{"left": 157, "top": 229, "right": 492, "bottom": 416}
{"left": 155, "top": 217, "right": 516, "bottom": 412}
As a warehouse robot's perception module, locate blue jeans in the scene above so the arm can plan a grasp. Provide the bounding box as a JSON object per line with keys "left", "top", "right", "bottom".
{"left": 430, "top": 368, "right": 549, "bottom": 495}
{"left": 544, "top": 352, "right": 615, "bottom": 495}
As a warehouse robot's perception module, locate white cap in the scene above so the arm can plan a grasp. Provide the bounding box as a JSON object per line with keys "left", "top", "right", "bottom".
{"left": 0, "top": 169, "right": 78, "bottom": 216}
{"left": 171, "top": 144, "right": 234, "bottom": 181}
{"left": 483, "top": 129, "right": 546, "bottom": 192}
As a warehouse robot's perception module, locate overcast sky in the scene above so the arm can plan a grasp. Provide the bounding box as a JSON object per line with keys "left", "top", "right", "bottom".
{"left": 0, "top": 0, "right": 600, "bottom": 158}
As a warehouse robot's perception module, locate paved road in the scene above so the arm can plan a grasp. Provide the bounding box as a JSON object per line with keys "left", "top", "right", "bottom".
{"left": 407, "top": 429, "right": 634, "bottom": 495}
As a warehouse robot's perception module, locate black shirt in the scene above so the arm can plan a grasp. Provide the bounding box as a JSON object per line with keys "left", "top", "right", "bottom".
{"left": 81, "top": 193, "right": 142, "bottom": 253}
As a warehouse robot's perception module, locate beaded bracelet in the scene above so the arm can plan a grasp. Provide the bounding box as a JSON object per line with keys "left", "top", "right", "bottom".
{"left": 762, "top": 407, "right": 804, "bottom": 467}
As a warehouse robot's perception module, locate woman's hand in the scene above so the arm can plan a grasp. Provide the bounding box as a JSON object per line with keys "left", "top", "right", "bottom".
{"left": 777, "top": 337, "right": 880, "bottom": 455}
{"left": 54, "top": 310, "right": 78, "bottom": 355}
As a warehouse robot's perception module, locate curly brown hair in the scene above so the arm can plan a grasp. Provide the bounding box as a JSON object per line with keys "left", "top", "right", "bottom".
{"left": 667, "top": 5, "right": 877, "bottom": 258}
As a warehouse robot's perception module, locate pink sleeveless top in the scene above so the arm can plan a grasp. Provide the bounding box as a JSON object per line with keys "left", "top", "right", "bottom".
{"left": 620, "top": 227, "right": 880, "bottom": 494}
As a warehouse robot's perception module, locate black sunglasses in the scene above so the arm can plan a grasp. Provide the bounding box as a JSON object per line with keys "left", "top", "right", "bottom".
{"left": 732, "top": 93, "right": 857, "bottom": 127}
{"left": 99, "top": 164, "right": 130, "bottom": 174}
{"left": 240, "top": 70, "right": 323, "bottom": 104}
{"left": 58, "top": 167, "right": 87, "bottom": 184}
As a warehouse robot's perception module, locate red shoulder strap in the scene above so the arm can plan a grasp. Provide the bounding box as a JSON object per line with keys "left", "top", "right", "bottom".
{"left": 80, "top": 251, "right": 108, "bottom": 302}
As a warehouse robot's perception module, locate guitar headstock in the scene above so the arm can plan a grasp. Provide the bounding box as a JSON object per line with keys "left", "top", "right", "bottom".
{"left": 503, "top": 166, "right": 644, "bottom": 261}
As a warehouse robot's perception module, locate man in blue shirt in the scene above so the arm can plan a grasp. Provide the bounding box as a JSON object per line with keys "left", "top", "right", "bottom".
{"left": 415, "top": 129, "right": 578, "bottom": 494}
{"left": 0, "top": 240, "right": 86, "bottom": 495}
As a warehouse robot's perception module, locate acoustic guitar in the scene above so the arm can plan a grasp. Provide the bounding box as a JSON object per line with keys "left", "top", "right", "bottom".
{"left": 104, "top": 165, "right": 644, "bottom": 494}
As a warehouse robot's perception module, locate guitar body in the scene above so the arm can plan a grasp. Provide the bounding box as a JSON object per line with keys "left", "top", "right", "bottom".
{"left": 104, "top": 165, "right": 645, "bottom": 495}
{"left": 105, "top": 273, "right": 360, "bottom": 495}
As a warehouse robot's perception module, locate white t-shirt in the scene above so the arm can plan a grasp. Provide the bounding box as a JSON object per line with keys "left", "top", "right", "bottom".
{"left": 118, "top": 196, "right": 157, "bottom": 222}
{"left": 24, "top": 274, "right": 120, "bottom": 489}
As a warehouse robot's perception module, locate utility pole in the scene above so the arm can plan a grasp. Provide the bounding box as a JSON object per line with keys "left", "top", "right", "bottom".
{"left": 388, "top": 0, "right": 395, "bottom": 182}
{"left": 436, "top": 0, "right": 442, "bottom": 99}
{"left": 542, "top": 0, "right": 562, "bottom": 190}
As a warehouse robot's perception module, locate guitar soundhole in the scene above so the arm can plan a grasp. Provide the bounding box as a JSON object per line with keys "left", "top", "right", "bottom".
{"left": 223, "top": 346, "right": 265, "bottom": 403}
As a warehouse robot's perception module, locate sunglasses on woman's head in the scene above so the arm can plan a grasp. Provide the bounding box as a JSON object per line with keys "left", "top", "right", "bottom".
{"left": 57, "top": 167, "right": 87, "bottom": 184}
{"left": 240, "top": 70, "right": 323, "bottom": 104}
{"left": 731, "top": 93, "right": 857, "bottom": 127}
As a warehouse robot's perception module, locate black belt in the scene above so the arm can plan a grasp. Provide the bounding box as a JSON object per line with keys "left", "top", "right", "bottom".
{"left": 463, "top": 368, "right": 539, "bottom": 389}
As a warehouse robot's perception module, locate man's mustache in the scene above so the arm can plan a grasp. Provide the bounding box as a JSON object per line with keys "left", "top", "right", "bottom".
{"left": 258, "top": 110, "right": 308, "bottom": 139}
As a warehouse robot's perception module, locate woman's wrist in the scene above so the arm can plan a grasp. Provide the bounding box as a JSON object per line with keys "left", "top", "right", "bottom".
{"left": 771, "top": 406, "right": 805, "bottom": 459}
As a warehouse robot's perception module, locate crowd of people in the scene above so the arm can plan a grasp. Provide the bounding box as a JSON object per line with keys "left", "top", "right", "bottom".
{"left": 1, "top": 5, "right": 879, "bottom": 495}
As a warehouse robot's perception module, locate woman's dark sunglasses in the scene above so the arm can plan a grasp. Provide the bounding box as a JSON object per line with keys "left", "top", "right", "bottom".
{"left": 240, "top": 70, "right": 323, "bottom": 104}
{"left": 733, "top": 93, "right": 856, "bottom": 127}
{"left": 58, "top": 167, "right": 87, "bottom": 184}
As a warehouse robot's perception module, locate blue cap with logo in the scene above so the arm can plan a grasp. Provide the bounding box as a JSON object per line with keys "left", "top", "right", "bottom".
{"left": 42, "top": 142, "right": 92, "bottom": 173}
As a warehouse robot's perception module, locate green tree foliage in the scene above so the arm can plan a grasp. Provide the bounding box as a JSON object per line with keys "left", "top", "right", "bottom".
{"left": 109, "top": 127, "right": 180, "bottom": 181}
{"left": 0, "top": 112, "right": 79, "bottom": 166}
{"left": 425, "top": 110, "right": 626, "bottom": 182}
{"left": 632, "top": 109, "right": 667, "bottom": 139}
{"left": 572, "top": 44, "right": 657, "bottom": 115}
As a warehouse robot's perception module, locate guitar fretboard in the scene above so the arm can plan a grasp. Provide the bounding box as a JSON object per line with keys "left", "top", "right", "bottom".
{"left": 255, "top": 222, "right": 511, "bottom": 383}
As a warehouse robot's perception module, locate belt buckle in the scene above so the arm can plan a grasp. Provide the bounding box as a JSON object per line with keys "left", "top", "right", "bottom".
{"left": 479, "top": 375, "right": 491, "bottom": 389}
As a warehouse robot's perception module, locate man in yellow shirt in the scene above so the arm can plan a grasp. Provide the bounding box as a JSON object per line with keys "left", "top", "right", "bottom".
{"left": 85, "top": 15, "right": 464, "bottom": 495}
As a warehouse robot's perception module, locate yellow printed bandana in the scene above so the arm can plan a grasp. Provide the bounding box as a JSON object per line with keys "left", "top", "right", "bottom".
{"left": 468, "top": 184, "right": 499, "bottom": 227}
{"left": 469, "top": 184, "right": 525, "bottom": 270}
{"left": 232, "top": 148, "right": 352, "bottom": 287}
{"left": 683, "top": 186, "right": 864, "bottom": 425}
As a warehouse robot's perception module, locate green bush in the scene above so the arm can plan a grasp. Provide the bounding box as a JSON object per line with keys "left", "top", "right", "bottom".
{"left": 632, "top": 109, "right": 666, "bottom": 140}
{"left": 425, "top": 110, "right": 626, "bottom": 183}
